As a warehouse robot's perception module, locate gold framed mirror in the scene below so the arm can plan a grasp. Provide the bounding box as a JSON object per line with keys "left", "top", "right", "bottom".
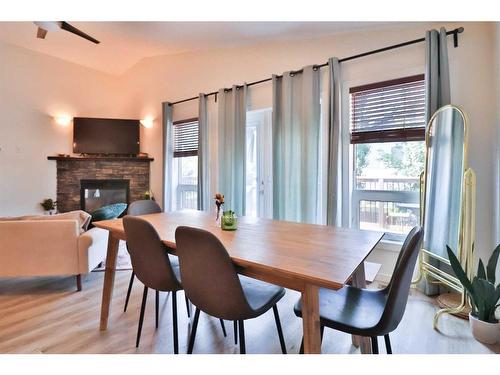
{"left": 415, "top": 104, "right": 476, "bottom": 329}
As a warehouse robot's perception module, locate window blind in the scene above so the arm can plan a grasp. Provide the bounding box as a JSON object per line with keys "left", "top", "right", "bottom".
{"left": 173, "top": 119, "right": 198, "bottom": 158}
{"left": 350, "top": 75, "right": 426, "bottom": 143}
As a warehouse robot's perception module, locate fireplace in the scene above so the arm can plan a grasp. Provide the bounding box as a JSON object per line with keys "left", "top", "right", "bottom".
{"left": 49, "top": 156, "right": 152, "bottom": 213}
{"left": 80, "top": 179, "right": 130, "bottom": 212}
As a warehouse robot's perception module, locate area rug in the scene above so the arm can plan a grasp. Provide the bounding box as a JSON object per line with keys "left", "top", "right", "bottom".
{"left": 436, "top": 292, "right": 471, "bottom": 320}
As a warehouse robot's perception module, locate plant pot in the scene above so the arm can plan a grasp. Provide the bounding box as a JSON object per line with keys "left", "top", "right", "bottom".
{"left": 469, "top": 313, "right": 500, "bottom": 344}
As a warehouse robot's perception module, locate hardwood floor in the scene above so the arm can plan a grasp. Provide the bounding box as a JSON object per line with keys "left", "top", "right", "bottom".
{"left": 0, "top": 271, "right": 498, "bottom": 354}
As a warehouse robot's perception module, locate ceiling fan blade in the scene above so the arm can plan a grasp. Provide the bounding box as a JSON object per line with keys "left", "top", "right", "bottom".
{"left": 36, "top": 27, "right": 47, "bottom": 39}
{"left": 60, "top": 22, "right": 100, "bottom": 44}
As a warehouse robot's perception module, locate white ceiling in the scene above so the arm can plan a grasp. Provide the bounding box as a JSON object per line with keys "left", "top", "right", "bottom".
{"left": 0, "top": 22, "right": 410, "bottom": 75}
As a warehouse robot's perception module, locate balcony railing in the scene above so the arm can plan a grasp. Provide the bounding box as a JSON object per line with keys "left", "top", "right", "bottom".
{"left": 355, "top": 176, "right": 420, "bottom": 235}
{"left": 355, "top": 176, "right": 419, "bottom": 191}
{"left": 176, "top": 183, "right": 197, "bottom": 210}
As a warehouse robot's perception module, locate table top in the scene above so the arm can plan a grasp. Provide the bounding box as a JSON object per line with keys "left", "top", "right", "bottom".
{"left": 94, "top": 210, "right": 383, "bottom": 290}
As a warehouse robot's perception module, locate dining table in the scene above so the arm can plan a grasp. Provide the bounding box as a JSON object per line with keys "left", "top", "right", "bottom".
{"left": 94, "top": 209, "right": 383, "bottom": 354}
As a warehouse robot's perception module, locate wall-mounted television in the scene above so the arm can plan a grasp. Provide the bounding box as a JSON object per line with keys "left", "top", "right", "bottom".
{"left": 73, "top": 117, "right": 140, "bottom": 155}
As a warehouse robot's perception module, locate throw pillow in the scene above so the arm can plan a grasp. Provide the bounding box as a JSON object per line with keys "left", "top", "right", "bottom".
{"left": 89, "top": 203, "right": 128, "bottom": 226}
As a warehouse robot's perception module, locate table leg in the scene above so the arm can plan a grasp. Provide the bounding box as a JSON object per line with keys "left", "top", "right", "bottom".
{"left": 301, "top": 284, "right": 321, "bottom": 354}
{"left": 351, "top": 263, "right": 372, "bottom": 354}
{"left": 99, "top": 233, "right": 120, "bottom": 330}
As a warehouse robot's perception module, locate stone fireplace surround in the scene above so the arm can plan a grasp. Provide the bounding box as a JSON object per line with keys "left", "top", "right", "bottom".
{"left": 48, "top": 156, "right": 153, "bottom": 213}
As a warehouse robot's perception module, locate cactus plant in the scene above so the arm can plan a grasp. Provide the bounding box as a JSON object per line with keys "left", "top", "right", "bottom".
{"left": 447, "top": 244, "right": 500, "bottom": 323}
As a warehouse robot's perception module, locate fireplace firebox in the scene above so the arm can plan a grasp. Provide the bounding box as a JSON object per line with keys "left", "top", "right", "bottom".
{"left": 80, "top": 179, "right": 130, "bottom": 212}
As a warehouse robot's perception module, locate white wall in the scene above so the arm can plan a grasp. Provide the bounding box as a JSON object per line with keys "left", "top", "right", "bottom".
{"left": 1, "top": 22, "right": 497, "bottom": 269}
{"left": 120, "top": 21, "right": 498, "bottom": 267}
{"left": 0, "top": 41, "right": 125, "bottom": 216}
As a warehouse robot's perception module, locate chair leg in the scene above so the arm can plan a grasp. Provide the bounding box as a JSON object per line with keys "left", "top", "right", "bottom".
{"left": 299, "top": 325, "right": 324, "bottom": 354}
{"left": 76, "top": 274, "right": 82, "bottom": 291}
{"left": 155, "top": 290, "right": 159, "bottom": 329}
{"left": 384, "top": 334, "right": 392, "bottom": 354}
{"left": 136, "top": 286, "right": 148, "bottom": 348}
{"left": 371, "top": 336, "right": 379, "bottom": 354}
{"left": 124, "top": 272, "right": 134, "bottom": 312}
{"left": 219, "top": 319, "right": 227, "bottom": 337}
{"left": 172, "top": 291, "right": 178, "bottom": 354}
{"left": 238, "top": 320, "right": 246, "bottom": 354}
{"left": 233, "top": 320, "right": 238, "bottom": 345}
{"left": 272, "top": 305, "right": 287, "bottom": 354}
{"left": 184, "top": 294, "right": 191, "bottom": 318}
{"left": 187, "top": 308, "right": 201, "bottom": 354}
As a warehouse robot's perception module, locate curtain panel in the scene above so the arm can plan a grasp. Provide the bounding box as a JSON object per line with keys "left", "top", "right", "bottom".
{"left": 326, "top": 57, "right": 342, "bottom": 226}
{"left": 217, "top": 85, "right": 248, "bottom": 216}
{"left": 272, "top": 66, "right": 321, "bottom": 224}
{"left": 162, "top": 102, "right": 174, "bottom": 212}
{"left": 421, "top": 27, "right": 452, "bottom": 295}
{"left": 197, "top": 93, "right": 210, "bottom": 211}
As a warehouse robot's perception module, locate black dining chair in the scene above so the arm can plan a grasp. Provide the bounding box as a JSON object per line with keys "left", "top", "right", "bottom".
{"left": 124, "top": 200, "right": 191, "bottom": 326}
{"left": 175, "top": 226, "right": 287, "bottom": 354}
{"left": 124, "top": 200, "right": 162, "bottom": 314}
{"left": 294, "top": 226, "right": 423, "bottom": 354}
{"left": 123, "top": 216, "right": 184, "bottom": 351}
{"left": 123, "top": 216, "right": 227, "bottom": 351}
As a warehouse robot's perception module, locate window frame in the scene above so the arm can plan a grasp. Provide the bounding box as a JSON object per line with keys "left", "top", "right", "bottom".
{"left": 172, "top": 118, "right": 199, "bottom": 211}
{"left": 347, "top": 75, "right": 425, "bottom": 243}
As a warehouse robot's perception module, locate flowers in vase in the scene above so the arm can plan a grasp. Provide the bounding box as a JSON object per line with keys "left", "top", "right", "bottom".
{"left": 214, "top": 193, "right": 225, "bottom": 221}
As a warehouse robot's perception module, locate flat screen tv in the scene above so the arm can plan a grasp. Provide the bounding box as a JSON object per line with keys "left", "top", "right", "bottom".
{"left": 73, "top": 117, "right": 140, "bottom": 155}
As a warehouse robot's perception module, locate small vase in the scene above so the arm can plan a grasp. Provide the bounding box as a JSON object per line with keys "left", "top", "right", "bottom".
{"left": 469, "top": 313, "right": 500, "bottom": 344}
{"left": 221, "top": 211, "right": 238, "bottom": 231}
{"left": 215, "top": 207, "right": 222, "bottom": 227}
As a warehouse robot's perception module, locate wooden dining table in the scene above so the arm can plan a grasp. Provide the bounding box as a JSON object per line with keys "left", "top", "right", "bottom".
{"left": 94, "top": 210, "right": 383, "bottom": 354}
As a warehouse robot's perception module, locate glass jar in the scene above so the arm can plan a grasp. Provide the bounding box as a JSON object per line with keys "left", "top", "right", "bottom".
{"left": 221, "top": 210, "right": 238, "bottom": 231}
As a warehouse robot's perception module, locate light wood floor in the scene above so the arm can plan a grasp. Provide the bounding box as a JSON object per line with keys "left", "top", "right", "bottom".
{"left": 0, "top": 271, "right": 498, "bottom": 354}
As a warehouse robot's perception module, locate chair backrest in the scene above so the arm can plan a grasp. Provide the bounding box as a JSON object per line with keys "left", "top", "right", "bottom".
{"left": 175, "top": 226, "right": 252, "bottom": 320}
{"left": 128, "top": 200, "right": 162, "bottom": 216}
{"left": 123, "top": 216, "right": 181, "bottom": 292}
{"left": 378, "top": 226, "right": 424, "bottom": 333}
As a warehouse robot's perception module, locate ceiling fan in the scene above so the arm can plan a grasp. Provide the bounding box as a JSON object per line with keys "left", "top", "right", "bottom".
{"left": 34, "top": 22, "right": 100, "bottom": 44}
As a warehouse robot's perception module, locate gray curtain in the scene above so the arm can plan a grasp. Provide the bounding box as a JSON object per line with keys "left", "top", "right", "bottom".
{"left": 272, "top": 65, "right": 321, "bottom": 223}
{"left": 197, "top": 93, "right": 210, "bottom": 211}
{"left": 217, "top": 85, "right": 247, "bottom": 216}
{"left": 326, "top": 57, "right": 342, "bottom": 226}
{"left": 421, "top": 27, "right": 453, "bottom": 295}
{"left": 162, "top": 102, "right": 174, "bottom": 212}
{"left": 425, "top": 27, "right": 451, "bottom": 119}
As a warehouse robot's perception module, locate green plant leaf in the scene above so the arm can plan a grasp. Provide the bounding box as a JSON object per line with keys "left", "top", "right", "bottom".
{"left": 486, "top": 243, "right": 500, "bottom": 284}
{"left": 447, "top": 246, "right": 474, "bottom": 296}
{"left": 477, "top": 259, "right": 486, "bottom": 280}
{"left": 472, "top": 277, "right": 498, "bottom": 323}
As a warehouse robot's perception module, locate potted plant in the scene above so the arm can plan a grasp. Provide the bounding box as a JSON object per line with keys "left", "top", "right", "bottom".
{"left": 142, "top": 190, "right": 154, "bottom": 200}
{"left": 40, "top": 198, "right": 57, "bottom": 215}
{"left": 447, "top": 244, "right": 500, "bottom": 344}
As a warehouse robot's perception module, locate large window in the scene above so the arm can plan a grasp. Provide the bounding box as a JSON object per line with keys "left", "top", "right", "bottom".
{"left": 245, "top": 109, "right": 273, "bottom": 218}
{"left": 172, "top": 118, "right": 198, "bottom": 210}
{"left": 350, "top": 75, "right": 425, "bottom": 240}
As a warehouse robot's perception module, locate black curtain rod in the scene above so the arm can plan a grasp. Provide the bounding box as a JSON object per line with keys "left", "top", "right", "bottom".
{"left": 169, "top": 26, "right": 464, "bottom": 106}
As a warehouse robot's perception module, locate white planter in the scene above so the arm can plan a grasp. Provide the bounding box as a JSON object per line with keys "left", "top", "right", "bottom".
{"left": 469, "top": 313, "right": 500, "bottom": 345}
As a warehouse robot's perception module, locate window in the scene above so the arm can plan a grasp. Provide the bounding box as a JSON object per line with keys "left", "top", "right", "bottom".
{"left": 172, "top": 118, "right": 198, "bottom": 210}
{"left": 350, "top": 75, "right": 425, "bottom": 241}
{"left": 245, "top": 109, "right": 273, "bottom": 218}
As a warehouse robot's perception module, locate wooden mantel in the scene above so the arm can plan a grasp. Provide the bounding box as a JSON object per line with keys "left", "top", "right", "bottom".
{"left": 47, "top": 155, "right": 154, "bottom": 162}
